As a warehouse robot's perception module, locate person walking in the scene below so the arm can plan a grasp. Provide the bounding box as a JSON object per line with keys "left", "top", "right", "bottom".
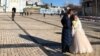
{"left": 12, "top": 7, "right": 16, "bottom": 21}
{"left": 43, "top": 13, "right": 46, "bottom": 17}
{"left": 61, "top": 9, "right": 74, "bottom": 53}
{"left": 60, "top": 10, "right": 64, "bottom": 17}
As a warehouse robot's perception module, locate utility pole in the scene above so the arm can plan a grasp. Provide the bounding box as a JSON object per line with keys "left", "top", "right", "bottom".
{"left": 82, "top": 0, "right": 85, "bottom": 16}
{"left": 5, "top": 0, "right": 7, "bottom": 13}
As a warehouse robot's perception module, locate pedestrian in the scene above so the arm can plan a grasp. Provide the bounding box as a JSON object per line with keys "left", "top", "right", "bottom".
{"left": 27, "top": 12, "right": 29, "bottom": 16}
{"left": 60, "top": 10, "right": 64, "bottom": 17}
{"left": 51, "top": 13, "right": 53, "bottom": 16}
{"left": 61, "top": 9, "right": 74, "bottom": 53}
{"left": 12, "top": 7, "right": 16, "bottom": 21}
{"left": 57, "top": 10, "right": 60, "bottom": 15}
{"left": 43, "top": 13, "right": 46, "bottom": 17}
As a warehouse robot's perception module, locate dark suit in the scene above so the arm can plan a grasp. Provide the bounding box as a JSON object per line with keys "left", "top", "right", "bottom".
{"left": 61, "top": 14, "right": 72, "bottom": 53}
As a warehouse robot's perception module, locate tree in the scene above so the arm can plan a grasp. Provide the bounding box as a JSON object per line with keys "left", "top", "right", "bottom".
{"left": 44, "top": 4, "right": 49, "bottom": 9}
{"left": 66, "top": 4, "right": 82, "bottom": 11}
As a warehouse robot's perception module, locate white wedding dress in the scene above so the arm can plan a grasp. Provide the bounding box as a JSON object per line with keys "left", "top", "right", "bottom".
{"left": 70, "top": 18, "right": 93, "bottom": 54}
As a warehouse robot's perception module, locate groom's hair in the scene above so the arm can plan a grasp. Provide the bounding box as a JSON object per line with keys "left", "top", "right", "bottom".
{"left": 67, "top": 9, "right": 74, "bottom": 14}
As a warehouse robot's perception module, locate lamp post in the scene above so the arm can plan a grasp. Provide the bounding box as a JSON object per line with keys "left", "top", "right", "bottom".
{"left": 82, "top": 0, "right": 85, "bottom": 16}
{"left": 5, "top": 0, "right": 7, "bottom": 13}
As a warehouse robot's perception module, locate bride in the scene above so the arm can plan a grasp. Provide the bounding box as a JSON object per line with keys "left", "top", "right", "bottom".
{"left": 70, "top": 15, "right": 93, "bottom": 54}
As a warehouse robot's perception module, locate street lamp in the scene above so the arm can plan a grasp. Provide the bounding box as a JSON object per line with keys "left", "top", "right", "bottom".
{"left": 5, "top": 0, "right": 7, "bottom": 13}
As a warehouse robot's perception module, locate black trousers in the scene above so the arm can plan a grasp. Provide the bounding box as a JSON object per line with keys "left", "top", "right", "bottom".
{"left": 62, "top": 38, "right": 70, "bottom": 53}
{"left": 62, "top": 28, "right": 71, "bottom": 53}
{"left": 12, "top": 13, "right": 15, "bottom": 21}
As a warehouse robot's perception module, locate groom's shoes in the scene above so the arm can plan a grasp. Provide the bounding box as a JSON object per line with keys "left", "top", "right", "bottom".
{"left": 62, "top": 45, "right": 70, "bottom": 53}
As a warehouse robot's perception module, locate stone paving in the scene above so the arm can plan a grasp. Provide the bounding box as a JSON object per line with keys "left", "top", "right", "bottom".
{"left": 0, "top": 14, "right": 48, "bottom": 56}
{"left": 20, "top": 14, "right": 100, "bottom": 56}
{"left": 0, "top": 13, "right": 100, "bottom": 56}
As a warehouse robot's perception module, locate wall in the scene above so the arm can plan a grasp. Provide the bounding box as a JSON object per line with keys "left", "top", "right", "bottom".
{"left": 0, "top": 0, "right": 26, "bottom": 12}
{"left": 6, "top": 0, "right": 26, "bottom": 12}
{"left": 0, "top": 0, "right": 42, "bottom": 12}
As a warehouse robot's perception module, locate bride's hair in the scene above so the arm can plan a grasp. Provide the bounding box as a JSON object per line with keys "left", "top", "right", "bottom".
{"left": 67, "top": 9, "right": 77, "bottom": 26}
{"left": 67, "top": 9, "right": 76, "bottom": 21}
{"left": 70, "top": 15, "right": 75, "bottom": 21}
{"left": 70, "top": 14, "right": 76, "bottom": 26}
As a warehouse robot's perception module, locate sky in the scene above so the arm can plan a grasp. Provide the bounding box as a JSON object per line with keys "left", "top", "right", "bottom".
{"left": 41, "top": 0, "right": 80, "bottom": 6}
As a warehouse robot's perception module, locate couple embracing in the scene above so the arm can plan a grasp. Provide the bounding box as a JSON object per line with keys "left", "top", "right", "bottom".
{"left": 61, "top": 9, "right": 93, "bottom": 54}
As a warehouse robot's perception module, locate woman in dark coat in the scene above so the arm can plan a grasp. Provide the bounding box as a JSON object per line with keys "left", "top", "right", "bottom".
{"left": 61, "top": 9, "right": 74, "bottom": 53}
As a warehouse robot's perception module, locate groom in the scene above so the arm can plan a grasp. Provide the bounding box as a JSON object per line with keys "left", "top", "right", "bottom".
{"left": 61, "top": 9, "right": 74, "bottom": 53}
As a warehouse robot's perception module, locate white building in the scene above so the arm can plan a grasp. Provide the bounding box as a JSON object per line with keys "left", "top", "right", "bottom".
{"left": 40, "top": 7, "right": 64, "bottom": 14}
{"left": 0, "top": 0, "right": 41, "bottom": 12}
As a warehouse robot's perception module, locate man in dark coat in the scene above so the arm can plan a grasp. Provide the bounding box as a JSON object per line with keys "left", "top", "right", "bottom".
{"left": 12, "top": 7, "right": 16, "bottom": 21}
{"left": 61, "top": 9, "right": 74, "bottom": 53}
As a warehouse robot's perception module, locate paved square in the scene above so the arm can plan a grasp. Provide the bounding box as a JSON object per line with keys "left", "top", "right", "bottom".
{"left": 0, "top": 13, "right": 100, "bottom": 56}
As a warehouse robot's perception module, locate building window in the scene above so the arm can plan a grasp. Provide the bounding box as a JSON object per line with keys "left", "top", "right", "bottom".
{"left": 87, "top": 2, "right": 92, "bottom": 7}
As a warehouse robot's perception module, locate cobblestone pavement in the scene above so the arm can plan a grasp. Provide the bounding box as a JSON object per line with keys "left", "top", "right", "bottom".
{"left": 20, "top": 14, "right": 100, "bottom": 56}
{"left": 0, "top": 14, "right": 48, "bottom": 56}
{"left": 0, "top": 13, "right": 100, "bottom": 56}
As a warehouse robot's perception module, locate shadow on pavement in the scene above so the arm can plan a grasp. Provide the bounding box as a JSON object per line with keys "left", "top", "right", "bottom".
{"left": 87, "top": 34, "right": 100, "bottom": 45}
{"left": 92, "top": 28, "right": 100, "bottom": 32}
{"left": 19, "top": 34, "right": 61, "bottom": 46}
{"left": 55, "top": 32, "right": 62, "bottom": 34}
{"left": 19, "top": 34, "right": 63, "bottom": 56}
{"left": 23, "top": 16, "right": 62, "bottom": 28}
{"left": 91, "top": 41, "right": 100, "bottom": 45}
{"left": 0, "top": 43, "right": 38, "bottom": 48}
{"left": 87, "top": 34, "right": 100, "bottom": 40}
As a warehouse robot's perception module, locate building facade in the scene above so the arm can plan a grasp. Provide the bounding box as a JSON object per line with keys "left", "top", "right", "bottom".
{"left": 0, "top": 0, "right": 41, "bottom": 12}
{"left": 82, "top": 0, "right": 100, "bottom": 16}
